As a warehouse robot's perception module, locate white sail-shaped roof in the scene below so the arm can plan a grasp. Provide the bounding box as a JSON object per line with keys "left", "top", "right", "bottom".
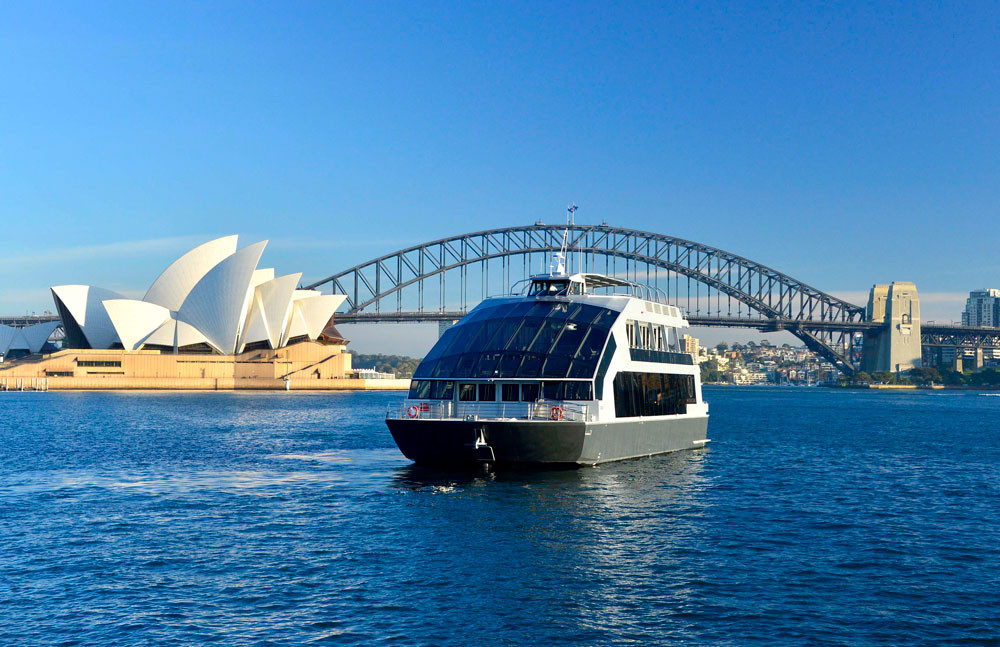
{"left": 50, "top": 234, "right": 348, "bottom": 356}
{"left": 175, "top": 320, "right": 210, "bottom": 348}
{"left": 103, "top": 300, "right": 171, "bottom": 351}
{"left": 295, "top": 294, "right": 348, "bottom": 339}
{"left": 282, "top": 306, "right": 309, "bottom": 346}
{"left": 141, "top": 318, "right": 211, "bottom": 350}
{"left": 251, "top": 268, "right": 275, "bottom": 287}
{"left": 0, "top": 323, "right": 57, "bottom": 354}
{"left": 240, "top": 299, "right": 270, "bottom": 350}
{"left": 257, "top": 273, "right": 301, "bottom": 348}
{"left": 143, "top": 235, "right": 239, "bottom": 311}
{"left": 239, "top": 273, "right": 302, "bottom": 352}
{"left": 238, "top": 269, "right": 277, "bottom": 348}
{"left": 136, "top": 319, "right": 175, "bottom": 348}
{"left": 176, "top": 241, "right": 267, "bottom": 354}
{"left": 0, "top": 325, "right": 19, "bottom": 354}
{"left": 6, "top": 330, "right": 30, "bottom": 352}
{"left": 280, "top": 294, "right": 347, "bottom": 345}
{"left": 20, "top": 321, "right": 60, "bottom": 353}
{"left": 51, "top": 285, "right": 126, "bottom": 349}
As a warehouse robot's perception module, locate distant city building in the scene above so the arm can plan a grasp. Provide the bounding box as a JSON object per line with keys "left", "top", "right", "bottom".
{"left": 354, "top": 367, "right": 397, "bottom": 380}
{"left": 962, "top": 289, "right": 1000, "bottom": 328}
{"left": 681, "top": 333, "right": 700, "bottom": 356}
{"left": 51, "top": 236, "right": 347, "bottom": 355}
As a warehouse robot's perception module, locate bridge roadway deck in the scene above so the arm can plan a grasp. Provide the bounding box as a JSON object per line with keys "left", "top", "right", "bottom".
{"left": 330, "top": 311, "right": 883, "bottom": 330}
{"left": 329, "top": 312, "right": 996, "bottom": 342}
{"left": 0, "top": 315, "right": 60, "bottom": 327}
{"left": 6, "top": 313, "right": 996, "bottom": 347}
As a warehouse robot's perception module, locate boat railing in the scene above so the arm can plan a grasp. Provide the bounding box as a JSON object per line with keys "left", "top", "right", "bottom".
{"left": 506, "top": 277, "right": 670, "bottom": 305}
{"left": 386, "top": 399, "right": 595, "bottom": 422}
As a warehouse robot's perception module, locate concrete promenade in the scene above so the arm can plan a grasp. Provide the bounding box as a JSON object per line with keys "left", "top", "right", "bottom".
{"left": 0, "top": 340, "right": 410, "bottom": 391}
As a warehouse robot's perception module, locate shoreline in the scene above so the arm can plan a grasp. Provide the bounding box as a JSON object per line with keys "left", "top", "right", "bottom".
{"left": 704, "top": 382, "right": 1000, "bottom": 392}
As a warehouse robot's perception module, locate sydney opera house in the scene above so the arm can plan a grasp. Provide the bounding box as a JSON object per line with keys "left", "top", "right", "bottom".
{"left": 0, "top": 320, "right": 61, "bottom": 359}
{"left": 51, "top": 235, "right": 345, "bottom": 355}
{"left": 0, "top": 236, "right": 407, "bottom": 391}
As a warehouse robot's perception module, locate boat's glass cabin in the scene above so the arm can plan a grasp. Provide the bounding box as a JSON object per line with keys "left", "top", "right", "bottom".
{"left": 412, "top": 300, "right": 619, "bottom": 381}
{"left": 527, "top": 277, "right": 584, "bottom": 296}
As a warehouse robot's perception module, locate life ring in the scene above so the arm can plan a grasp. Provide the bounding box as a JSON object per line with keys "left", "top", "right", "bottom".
{"left": 407, "top": 405, "right": 420, "bottom": 419}
{"left": 550, "top": 406, "right": 563, "bottom": 421}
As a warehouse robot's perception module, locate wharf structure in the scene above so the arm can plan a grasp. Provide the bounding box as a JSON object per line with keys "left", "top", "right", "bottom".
{"left": 0, "top": 236, "right": 409, "bottom": 391}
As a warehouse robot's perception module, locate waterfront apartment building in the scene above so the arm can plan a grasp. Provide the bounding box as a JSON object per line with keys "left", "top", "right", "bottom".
{"left": 681, "top": 333, "right": 700, "bottom": 356}
{"left": 962, "top": 289, "right": 1000, "bottom": 327}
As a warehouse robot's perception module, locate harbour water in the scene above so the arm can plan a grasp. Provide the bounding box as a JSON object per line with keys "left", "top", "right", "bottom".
{"left": 2, "top": 387, "right": 999, "bottom": 645}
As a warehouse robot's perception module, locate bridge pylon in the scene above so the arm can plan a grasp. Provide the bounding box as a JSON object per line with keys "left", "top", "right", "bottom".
{"left": 861, "top": 282, "right": 922, "bottom": 374}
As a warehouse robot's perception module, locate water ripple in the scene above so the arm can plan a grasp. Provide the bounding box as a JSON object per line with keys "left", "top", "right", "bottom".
{"left": 1, "top": 388, "right": 999, "bottom": 645}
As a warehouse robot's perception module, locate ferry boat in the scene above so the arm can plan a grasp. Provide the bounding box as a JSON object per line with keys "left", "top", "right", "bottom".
{"left": 385, "top": 253, "right": 709, "bottom": 466}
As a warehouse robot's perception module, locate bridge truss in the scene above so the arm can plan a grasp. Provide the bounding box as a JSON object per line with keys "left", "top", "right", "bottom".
{"left": 306, "top": 224, "right": 869, "bottom": 374}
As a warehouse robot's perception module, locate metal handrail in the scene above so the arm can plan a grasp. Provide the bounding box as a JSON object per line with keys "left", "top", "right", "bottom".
{"left": 506, "top": 276, "right": 669, "bottom": 305}
{"left": 386, "top": 399, "right": 595, "bottom": 422}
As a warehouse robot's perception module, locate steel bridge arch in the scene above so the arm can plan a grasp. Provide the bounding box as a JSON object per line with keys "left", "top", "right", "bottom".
{"left": 306, "top": 224, "right": 867, "bottom": 373}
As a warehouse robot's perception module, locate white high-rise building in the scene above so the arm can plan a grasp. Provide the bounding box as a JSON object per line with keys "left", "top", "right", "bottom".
{"left": 962, "top": 289, "right": 1000, "bottom": 328}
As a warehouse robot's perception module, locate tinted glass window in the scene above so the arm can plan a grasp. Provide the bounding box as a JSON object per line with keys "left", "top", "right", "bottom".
{"left": 542, "top": 381, "right": 561, "bottom": 400}
{"left": 594, "top": 337, "right": 617, "bottom": 400}
{"left": 411, "top": 300, "right": 619, "bottom": 380}
{"left": 529, "top": 319, "right": 565, "bottom": 354}
{"left": 459, "top": 384, "right": 477, "bottom": 401}
{"left": 430, "top": 381, "right": 454, "bottom": 400}
{"left": 518, "top": 352, "right": 544, "bottom": 377}
{"left": 430, "top": 353, "right": 460, "bottom": 378}
{"left": 612, "top": 372, "right": 696, "bottom": 418}
{"left": 541, "top": 355, "right": 571, "bottom": 378}
{"left": 453, "top": 353, "right": 480, "bottom": 378}
{"left": 521, "top": 384, "right": 539, "bottom": 401}
{"left": 409, "top": 380, "right": 431, "bottom": 399}
{"left": 563, "top": 381, "right": 593, "bottom": 400}
{"left": 472, "top": 351, "right": 504, "bottom": 378}
{"left": 508, "top": 318, "right": 543, "bottom": 350}
{"left": 478, "top": 383, "right": 496, "bottom": 401}
{"left": 502, "top": 384, "right": 520, "bottom": 401}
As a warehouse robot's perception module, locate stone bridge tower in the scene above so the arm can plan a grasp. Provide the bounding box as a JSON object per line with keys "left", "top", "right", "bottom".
{"left": 861, "top": 282, "right": 922, "bottom": 373}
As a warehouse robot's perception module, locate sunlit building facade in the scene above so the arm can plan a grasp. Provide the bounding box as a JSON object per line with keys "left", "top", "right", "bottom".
{"left": 962, "top": 289, "right": 1000, "bottom": 328}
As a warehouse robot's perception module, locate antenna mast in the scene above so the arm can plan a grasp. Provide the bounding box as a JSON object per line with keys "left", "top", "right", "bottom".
{"left": 551, "top": 204, "right": 578, "bottom": 276}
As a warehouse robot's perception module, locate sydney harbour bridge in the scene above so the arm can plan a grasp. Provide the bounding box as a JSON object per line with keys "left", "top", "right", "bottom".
{"left": 302, "top": 223, "right": 999, "bottom": 376}
{"left": 5, "top": 223, "right": 998, "bottom": 375}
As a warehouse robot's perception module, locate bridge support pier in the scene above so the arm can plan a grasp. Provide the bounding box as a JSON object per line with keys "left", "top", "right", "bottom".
{"left": 861, "top": 282, "right": 922, "bottom": 374}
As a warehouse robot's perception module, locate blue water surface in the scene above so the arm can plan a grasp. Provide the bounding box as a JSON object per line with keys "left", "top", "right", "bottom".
{"left": 1, "top": 387, "right": 999, "bottom": 646}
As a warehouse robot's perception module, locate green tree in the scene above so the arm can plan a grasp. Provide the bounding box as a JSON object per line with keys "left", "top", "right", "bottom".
{"left": 938, "top": 369, "right": 965, "bottom": 386}
{"left": 968, "top": 367, "right": 1000, "bottom": 387}
{"left": 349, "top": 353, "right": 422, "bottom": 378}
{"left": 716, "top": 343, "right": 728, "bottom": 353}
{"left": 873, "top": 371, "right": 896, "bottom": 385}
{"left": 853, "top": 371, "right": 872, "bottom": 384}
{"left": 907, "top": 367, "right": 942, "bottom": 385}
{"left": 700, "top": 359, "right": 725, "bottom": 384}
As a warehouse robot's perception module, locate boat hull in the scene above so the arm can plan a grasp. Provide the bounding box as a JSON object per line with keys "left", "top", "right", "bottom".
{"left": 386, "top": 415, "right": 709, "bottom": 466}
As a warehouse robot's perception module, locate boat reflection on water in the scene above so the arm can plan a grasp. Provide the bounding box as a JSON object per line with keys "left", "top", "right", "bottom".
{"left": 389, "top": 448, "right": 713, "bottom": 641}
{"left": 391, "top": 447, "right": 710, "bottom": 500}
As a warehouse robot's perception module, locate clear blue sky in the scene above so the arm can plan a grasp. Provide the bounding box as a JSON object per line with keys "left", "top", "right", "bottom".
{"left": 1, "top": 2, "right": 997, "bottom": 352}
